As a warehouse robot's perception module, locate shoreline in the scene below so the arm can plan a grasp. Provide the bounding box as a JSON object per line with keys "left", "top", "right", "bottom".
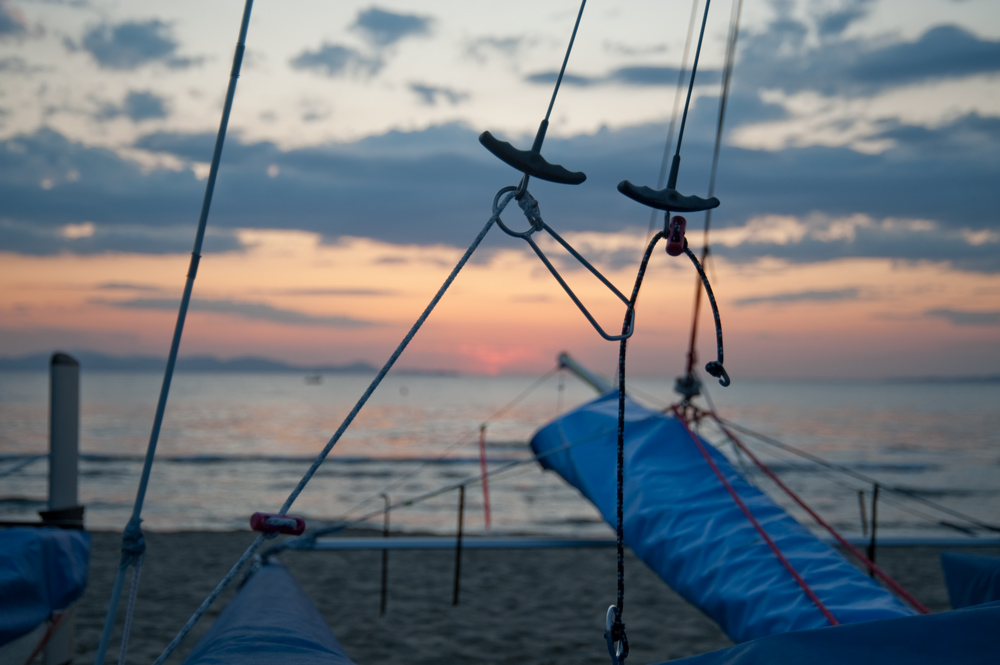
{"left": 75, "top": 530, "right": 997, "bottom": 665}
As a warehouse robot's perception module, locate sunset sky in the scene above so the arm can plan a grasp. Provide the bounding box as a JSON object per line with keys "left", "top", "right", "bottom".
{"left": 1, "top": 0, "right": 998, "bottom": 378}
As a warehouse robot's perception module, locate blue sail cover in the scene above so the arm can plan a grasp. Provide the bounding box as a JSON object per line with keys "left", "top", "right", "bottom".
{"left": 941, "top": 551, "right": 1000, "bottom": 609}
{"left": 530, "top": 392, "right": 914, "bottom": 644}
{"left": 655, "top": 601, "right": 1000, "bottom": 664}
{"left": 0, "top": 527, "right": 90, "bottom": 646}
{"left": 183, "top": 560, "right": 356, "bottom": 665}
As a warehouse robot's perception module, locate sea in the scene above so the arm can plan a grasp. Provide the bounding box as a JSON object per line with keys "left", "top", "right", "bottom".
{"left": 1, "top": 369, "right": 998, "bottom": 540}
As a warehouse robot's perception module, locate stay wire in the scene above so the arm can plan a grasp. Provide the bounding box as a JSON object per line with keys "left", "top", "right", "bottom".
{"left": 545, "top": 0, "right": 589, "bottom": 123}
{"left": 685, "top": 0, "right": 743, "bottom": 378}
{"left": 717, "top": 419, "right": 999, "bottom": 533}
{"left": 648, "top": 0, "right": 702, "bottom": 238}
{"left": 92, "top": 3, "right": 255, "bottom": 663}
{"left": 149, "top": 193, "right": 516, "bottom": 664}
{"left": 336, "top": 366, "right": 560, "bottom": 523}
{"left": 673, "top": 0, "right": 714, "bottom": 160}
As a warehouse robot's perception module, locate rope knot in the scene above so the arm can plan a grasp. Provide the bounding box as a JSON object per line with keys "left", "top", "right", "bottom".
{"left": 119, "top": 517, "right": 146, "bottom": 569}
{"left": 605, "top": 606, "right": 629, "bottom": 665}
{"left": 517, "top": 191, "right": 543, "bottom": 230}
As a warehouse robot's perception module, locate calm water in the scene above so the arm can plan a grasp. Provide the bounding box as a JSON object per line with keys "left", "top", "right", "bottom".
{"left": 1, "top": 370, "right": 997, "bottom": 539}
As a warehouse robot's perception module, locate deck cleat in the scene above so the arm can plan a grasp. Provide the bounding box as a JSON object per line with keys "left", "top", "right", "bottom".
{"left": 250, "top": 512, "right": 306, "bottom": 535}
{"left": 480, "top": 119, "right": 586, "bottom": 191}
{"left": 617, "top": 154, "right": 719, "bottom": 213}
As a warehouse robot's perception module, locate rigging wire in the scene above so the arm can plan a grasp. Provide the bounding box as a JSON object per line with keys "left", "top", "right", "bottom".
{"left": 684, "top": 0, "right": 743, "bottom": 380}
{"left": 336, "top": 366, "right": 561, "bottom": 523}
{"left": 648, "top": 0, "right": 702, "bottom": 238}
{"left": 93, "top": 3, "right": 256, "bottom": 664}
{"left": 149, "top": 192, "right": 517, "bottom": 665}
{"left": 721, "top": 419, "right": 1000, "bottom": 533}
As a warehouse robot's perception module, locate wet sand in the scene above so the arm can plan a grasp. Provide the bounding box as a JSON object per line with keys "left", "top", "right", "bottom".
{"left": 74, "top": 531, "right": 995, "bottom": 665}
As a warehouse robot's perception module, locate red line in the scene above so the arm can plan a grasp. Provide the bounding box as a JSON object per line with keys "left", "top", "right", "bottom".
{"left": 479, "top": 425, "right": 491, "bottom": 530}
{"left": 706, "top": 410, "right": 931, "bottom": 614}
{"left": 672, "top": 406, "right": 840, "bottom": 626}
{"left": 22, "top": 612, "right": 65, "bottom": 665}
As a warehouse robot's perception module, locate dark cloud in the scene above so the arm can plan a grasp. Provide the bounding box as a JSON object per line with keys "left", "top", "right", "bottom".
{"left": 289, "top": 43, "right": 381, "bottom": 78}
{"left": 602, "top": 40, "right": 668, "bottom": 57}
{"left": 925, "top": 308, "right": 1000, "bottom": 326}
{"left": 350, "top": 7, "right": 432, "bottom": 47}
{"left": 465, "top": 36, "right": 526, "bottom": 63}
{"left": 0, "top": 56, "right": 46, "bottom": 74}
{"left": 76, "top": 20, "right": 199, "bottom": 70}
{"left": 735, "top": 288, "right": 860, "bottom": 307}
{"left": 96, "top": 90, "right": 169, "bottom": 122}
{"left": 525, "top": 65, "right": 719, "bottom": 88}
{"left": 409, "top": 83, "right": 468, "bottom": 106}
{"left": 262, "top": 288, "right": 395, "bottom": 297}
{"left": 0, "top": 1, "right": 27, "bottom": 39}
{"left": 1, "top": 116, "right": 997, "bottom": 272}
{"left": 99, "top": 297, "right": 376, "bottom": 328}
{"left": 96, "top": 282, "right": 160, "bottom": 291}
{"left": 816, "top": 0, "right": 873, "bottom": 38}
{"left": 738, "top": 23, "right": 1000, "bottom": 97}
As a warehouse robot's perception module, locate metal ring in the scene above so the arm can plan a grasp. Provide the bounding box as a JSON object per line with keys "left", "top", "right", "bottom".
{"left": 605, "top": 605, "right": 626, "bottom": 665}
{"left": 493, "top": 185, "right": 538, "bottom": 239}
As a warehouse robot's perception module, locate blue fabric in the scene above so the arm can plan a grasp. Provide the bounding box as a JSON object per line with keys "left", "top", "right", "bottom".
{"left": 530, "top": 393, "right": 914, "bottom": 644}
{"left": 655, "top": 601, "right": 1000, "bottom": 664}
{"left": 941, "top": 551, "right": 1000, "bottom": 609}
{"left": 0, "top": 527, "right": 90, "bottom": 646}
{"left": 182, "top": 561, "right": 357, "bottom": 665}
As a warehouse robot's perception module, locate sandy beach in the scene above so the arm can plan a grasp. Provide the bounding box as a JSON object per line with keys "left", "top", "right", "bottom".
{"left": 69, "top": 530, "right": 996, "bottom": 665}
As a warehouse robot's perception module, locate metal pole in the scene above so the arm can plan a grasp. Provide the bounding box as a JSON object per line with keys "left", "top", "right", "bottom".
{"left": 452, "top": 486, "right": 466, "bottom": 606}
{"left": 867, "top": 484, "right": 879, "bottom": 576}
{"left": 380, "top": 493, "right": 390, "bottom": 617}
{"left": 478, "top": 425, "right": 491, "bottom": 530}
{"left": 45, "top": 352, "right": 79, "bottom": 665}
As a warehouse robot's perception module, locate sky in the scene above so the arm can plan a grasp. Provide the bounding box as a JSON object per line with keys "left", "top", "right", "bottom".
{"left": 0, "top": 0, "right": 998, "bottom": 379}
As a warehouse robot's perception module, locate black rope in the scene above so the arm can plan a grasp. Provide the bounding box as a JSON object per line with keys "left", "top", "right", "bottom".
{"left": 611, "top": 231, "right": 667, "bottom": 661}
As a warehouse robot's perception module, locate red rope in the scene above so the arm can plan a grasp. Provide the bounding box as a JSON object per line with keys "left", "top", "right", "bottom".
{"left": 672, "top": 406, "right": 840, "bottom": 626}
{"left": 705, "top": 409, "right": 931, "bottom": 614}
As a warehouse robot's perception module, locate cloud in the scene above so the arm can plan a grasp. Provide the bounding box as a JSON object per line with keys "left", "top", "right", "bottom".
{"left": 525, "top": 65, "right": 719, "bottom": 88}
{"left": 738, "top": 23, "right": 1000, "bottom": 97}
{"left": 1, "top": 117, "right": 997, "bottom": 273}
{"left": 925, "top": 308, "right": 1000, "bottom": 326}
{"left": 263, "top": 288, "right": 395, "bottom": 297}
{"left": 735, "top": 288, "right": 861, "bottom": 307}
{"left": 409, "top": 83, "right": 468, "bottom": 106}
{"left": 350, "top": 7, "right": 432, "bottom": 47}
{"left": 815, "top": 0, "right": 873, "bottom": 38}
{"left": 289, "top": 43, "right": 381, "bottom": 78}
{"left": 100, "top": 297, "right": 376, "bottom": 328}
{"left": 0, "top": 56, "right": 46, "bottom": 74}
{"left": 76, "top": 20, "right": 199, "bottom": 70}
{"left": 0, "top": 1, "right": 27, "bottom": 39}
{"left": 96, "top": 282, "right": 161, "bottom": 292}
{"left": 96, "top": 90, "right": 169, "bottom": 122}
{"left": 465, "top": 36, "right": 527, "bottom": 63}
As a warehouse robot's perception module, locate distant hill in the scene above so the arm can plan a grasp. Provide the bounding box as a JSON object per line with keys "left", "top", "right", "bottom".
{"left": 0, "top": 351, "right": 379, "bottom": 374}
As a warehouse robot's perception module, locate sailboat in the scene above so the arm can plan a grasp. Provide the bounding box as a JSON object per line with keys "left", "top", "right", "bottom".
{"left": 86, "top": 0, "right": 1000, "bottom": 663}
